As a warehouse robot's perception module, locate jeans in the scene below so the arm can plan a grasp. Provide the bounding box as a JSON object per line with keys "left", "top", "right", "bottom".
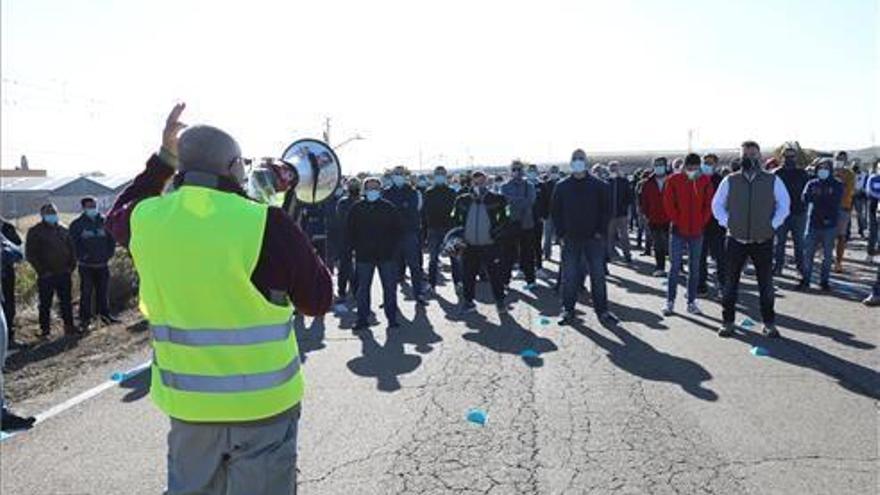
{"left": 462, "top": 244, "right": 505, "bottom": 304}
{"left": 668, "top": 233, "right": 703, "bottom": 303}
{"left": 698, "top": 232, "right": 726, "bottom": 292}
{"left": 356, "top": 260, "right": 398, "bottom": 325}
{"left": 395, "top": 231, "right": 425, "bottom": 296}
{"left": 38, "top": 273, "right": 74, "bottom": 331}
{"left": 533, "top": 219, "right": 544, "bottom": 270}
{"left": 78, "top": 265, "right": 110, "bottom": 324}
{"left": 650, "top": 225, "right": 669, "bottom": 271}
{"left": 722, "top": 238, "right": 775, "bottom": 324}
{"left": 868, "top": 198, "right": 878, "bottom": 254}
{"left": 427, "top": 228, "right": 460, "bottom": 287}
{"left": 337, "top": 243, "right": 358, "bottom": 298}
{"left": 854, "top": 194, "right": 867, "bottom": 236}
{"left": 773, "top": 212, "right": 806, "bottom": 273}
{"left": 607, "top": 216, "right": 631, "bottom": 261}
{"left": 501, "top": 226, "right": 536, "bottom": 285}
{"left": 801, "top": 226, "right": 836, "bottom": 286}
{"left": 542, "top": 219, "right": 555, "bottom": 260}
{"left": 167, "top": 408, "right": 300, "bottom": 495}
{"left": 561, "top": 238, "right": 608, "bottom": 314}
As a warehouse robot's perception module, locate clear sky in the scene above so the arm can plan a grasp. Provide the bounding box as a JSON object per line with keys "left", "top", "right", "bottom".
{"left": 1, "top": 0, "right": 877, "bottom": 176}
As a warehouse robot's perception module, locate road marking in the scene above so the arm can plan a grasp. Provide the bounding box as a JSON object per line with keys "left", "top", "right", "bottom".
{"left": 1, "top": 360, "right": 151, "bottom": 443}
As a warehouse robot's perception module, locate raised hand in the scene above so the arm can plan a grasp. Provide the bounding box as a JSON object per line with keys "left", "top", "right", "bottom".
{"left": 162, "top": 102, "right": 187, "bottom": 160}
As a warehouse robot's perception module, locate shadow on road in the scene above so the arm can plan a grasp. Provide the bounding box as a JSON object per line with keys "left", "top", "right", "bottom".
{"left": 120, "top": 369, "right": 150, "bottom": 403}
{"left": 346, "top": 327, "right": 422, "bottom": 392}
{"left": 570, "top": 319, "right": 719, "bottom": 402}
{"left": 294, "top": 314, "right": 327, "bottom": 363}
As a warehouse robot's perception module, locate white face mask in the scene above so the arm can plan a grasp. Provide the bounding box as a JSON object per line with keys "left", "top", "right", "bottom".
{"left": 686, "top": 169, "right": 700, "bottom": 180}
{"left": 571, "top": 160, "right": 587, "bottom": 173}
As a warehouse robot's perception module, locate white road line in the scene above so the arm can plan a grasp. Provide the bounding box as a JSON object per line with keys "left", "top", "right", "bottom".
{"left": 1, "top": 360, "right": 151, "bottom": 443}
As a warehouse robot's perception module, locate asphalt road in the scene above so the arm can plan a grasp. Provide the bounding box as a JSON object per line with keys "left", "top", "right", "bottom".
{"left": 2, "top": 244, "right": 878, "bottom": 494}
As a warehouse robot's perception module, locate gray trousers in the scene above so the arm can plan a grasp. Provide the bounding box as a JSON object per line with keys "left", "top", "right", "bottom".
{"left": 166, "top": 408, "right": 300, "bottom": 495}
{"left": 607, "top": 215, "right": 631, "bottom": 260}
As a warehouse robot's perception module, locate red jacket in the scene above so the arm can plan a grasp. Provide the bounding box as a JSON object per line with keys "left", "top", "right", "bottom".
{"left": 662, "top": 172, "right": 714, "bottom": 238}
{"left": 639, "top": 175, "right": 670, "bottom": 226}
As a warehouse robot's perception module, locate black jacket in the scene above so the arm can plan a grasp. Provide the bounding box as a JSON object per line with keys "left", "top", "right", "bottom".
{"left": 336, "top": 194, "right": 359, "bottom": 246}
{"left": 608, "top": 177, "right": 634, "bottom": 218}
{"left": 347, "top": 198, "right": 401, "bottom": 262}
{"left": 422, "top": 185, "right": 457, "bottom": 231}
{"left": 451, "top": 191, "right": 510, "bottom": 242}
{"left": 775, "top": 166, "right": 810, "bottom": 216}
{"left": 70, "top": 213, "right": 116, "bottom": 266}
{"left": 535, "top": 180, "right": 555, "bottom": 220}
{"left": 551, "top": 175, "right": 609, "bottom": 241}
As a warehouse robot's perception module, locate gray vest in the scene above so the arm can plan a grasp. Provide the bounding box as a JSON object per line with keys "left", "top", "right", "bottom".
{"left": 726, "top": 171, "right": 776, "bottom": 242}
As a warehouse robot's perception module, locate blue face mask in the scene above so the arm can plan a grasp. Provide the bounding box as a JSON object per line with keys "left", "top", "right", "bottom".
{"left": 365, "top": 190, "right": 381, "bottom": 202}
{"left": 434, "top": 175, "right": 447, "bottom": 185}
{"left": 43, "top": 214, "right": 59, "bottom": 225}
{"left": 571, "top": 160, "right": 586, "bottom": 173}
{"left": 700, "top": 164, "right": 714, "bottom": 175}
{"left": 392, "top": 175, "right": 406, "bottom": 187}
{"left": 85, "top": 208, "right": 98, "bottom": 218}
{"left": 818, "top": 169, "right": 831, "bottom": 180}
{"left": 654, "top": 166, "right": 667, "bottom": 177}
{"left": 451, "top": 183, "right": 461, "bottom": 192}
{"left": 527, "top": 170, "right": 538, "bottom": 180}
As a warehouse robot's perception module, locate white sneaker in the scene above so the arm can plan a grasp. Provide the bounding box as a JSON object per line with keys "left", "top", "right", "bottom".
{"left": 662, "top": 301, "right": 674, "bottom": 316}
{"left": 686, "top": 302, "right": 703, "bottom": 315}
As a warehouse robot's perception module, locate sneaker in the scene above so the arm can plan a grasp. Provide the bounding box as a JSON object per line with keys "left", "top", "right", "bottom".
{"left": 717, "top": 322, "right": 735, "bottom": 338}
{"left": 1, "top": 408, "right": 36, "bottom": 432}
{"left": 100, "top": 315, "right": 122, "bottom": 324}
{"left": 458, "top": 301, "right": 477, "bottom": 315}
{"left": 558, "top": 310, "right": 576, "bottom": 325}
{"left": 352, "top": 320, "right": 371, "bottom": 332}
{"left": 523, "top": 282, "right": 538, "bottom": 292}
{"left": 661, "top": 300, "right": 674, "bottom": 316}
{"left": 762, "top": 324, "right": 780, "bottom": 339}
{"left": 598, "top": 311, "right": 619, "bottom": 324}
{"left": 686, "top": 302, "right": 702, "bottom": 315}
{"left": 862, "top": 294, "right": 880, "bottom": 307}
{"left": 652, "top": 269, "right": 667, "bottom": 277}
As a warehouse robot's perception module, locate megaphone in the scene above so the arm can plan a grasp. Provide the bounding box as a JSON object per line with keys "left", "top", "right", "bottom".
{"left": 280, "top": 138, "right": 342, "bottom": 205}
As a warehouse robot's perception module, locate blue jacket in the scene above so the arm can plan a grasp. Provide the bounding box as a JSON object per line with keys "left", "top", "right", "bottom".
{"left": 500, "top": 178, "right": 536, "bottom": 230}
{"left": 383, "top": 184, "right": 421, "bottom": 233}
{"left": 802, "top": 177, "right": 844, "bottom": 230}
{"left": 69, "top": 213, "right": 116, "bottom": 266}
{"left": 551, "top": 175, "right": 609, "bottom": 242}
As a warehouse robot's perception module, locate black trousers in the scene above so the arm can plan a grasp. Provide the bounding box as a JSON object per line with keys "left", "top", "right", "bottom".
{"left": 501, "top": 227, "right": 536, "bottom": 285}
{"left": 38, "top": 273, "right": 74, "bottom": 330}
{"left": 79, "top": 265, "right": 110, "bottom": 324}
{"left": 462, "top": 244, "right": 505, "bottom": 304}
{"left": 533, "top": 220, "right": 544, "bottom": 270}
{"left": 651, "top": 225, "right": 669, "bottom": 271}
{"left": 2, "top": 269, "right": 15, "bottom": 335}
{"left": 722, "top": 238, "right": 775, "bottom": 324}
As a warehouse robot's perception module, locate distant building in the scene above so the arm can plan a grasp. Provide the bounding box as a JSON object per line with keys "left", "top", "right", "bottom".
{"left": 0, "top": 174, "right": 132, "bottom": 219}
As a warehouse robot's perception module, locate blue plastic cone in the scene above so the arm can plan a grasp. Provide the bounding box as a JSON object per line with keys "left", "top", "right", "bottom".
{"left": 466, "top": 408, "right": 488, "bottom": 425}
{"left": 750, "top": 346, "right": 770, "bottom": 357}
{"left": 520, "top": 349, "right": 540, "bottom": 359}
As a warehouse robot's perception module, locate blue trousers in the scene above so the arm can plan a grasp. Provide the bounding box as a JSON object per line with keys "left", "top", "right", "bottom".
{"left": 801, "top": 226, "right": 836, "bottom": 286}
{"left": 395, "top": 232, "right": 425, "bottom": 295}
{"left": 668, "top": 233, "right": 703, "bottom": 303}
{"left": 356, "top": 261, "right": 398, "bottom": 326}
{"left": 774, "top": 212, "right": 806, "bottom": 272}
{"left": 561, "top": 238, "right": 607, "bottom": 314}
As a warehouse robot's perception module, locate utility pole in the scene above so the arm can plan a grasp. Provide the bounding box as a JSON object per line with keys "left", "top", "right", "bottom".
{"left": 323, "top": 117, "right": 331, "bottom": 146}
{"left": 687, "top": 129, "right": 694, "bottom": 152}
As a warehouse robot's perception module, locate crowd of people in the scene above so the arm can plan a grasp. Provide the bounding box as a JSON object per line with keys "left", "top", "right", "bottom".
{"left": 294, "top": 142, "right": 880, "bottom": 337}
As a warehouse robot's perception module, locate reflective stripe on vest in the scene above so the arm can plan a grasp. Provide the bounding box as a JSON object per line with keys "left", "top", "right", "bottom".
{"left": 158, "top": 355, "right": 301, "bottom": 393}
{"left": 151, "top": 323, "right": 292, "bottom": 346}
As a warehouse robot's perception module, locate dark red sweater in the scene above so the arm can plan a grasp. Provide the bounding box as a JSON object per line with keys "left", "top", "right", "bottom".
{"left": 106, "top": 154, "right": 332, "bottom": 317}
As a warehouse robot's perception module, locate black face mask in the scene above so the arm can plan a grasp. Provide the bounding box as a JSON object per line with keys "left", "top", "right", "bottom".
{"left": 741, "top": 157, "right": 756, "bottom": 171}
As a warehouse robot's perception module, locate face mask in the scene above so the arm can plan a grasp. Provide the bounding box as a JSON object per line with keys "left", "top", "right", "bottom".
{"left": 571, "top": 160, "right": 586, "bottom": 173}
{"left": 418, "top": 180, "right": 428, "bottom": 188}
{"left": 381, "top": 178, "right": 391, "bottom": 188}
{"left": 741, "top": 157, "right": 756, "bottom": 171}
{"left": 451, "top": 183, "right": 461, "bottom": 192}
{"left": 85, "top": 208, "right": 98, "bottom": 218}
{"left": 550, "top": 173, "right": 559, "bottom": 180}
{"left": 701, "top": 164, "right": 714, "bottom": 175}
{"left": 527, "top": 171, "right": 538, "bottom": 180}
{"left": 654, "top": 166, "right": 667, "bottom": 176}
{"left": 686, "top": 170, "right": 700, "bottom": 180}
{"left": 818, "top": 169, "right": 831, "bottom": 180}
{"left": 511, "top": 169, "right": 523, "bottom": 179}
{"left": 434, "top": 175, "right": 447, "bottom": 185}
{"left": 43, "top": 214, "right": 59, "bottom": 225}
{"left": 392, "top": 175, "right": 406, "bottom": 187}
{"left": 365, "top": 190, "right": 381, "bottom": 202}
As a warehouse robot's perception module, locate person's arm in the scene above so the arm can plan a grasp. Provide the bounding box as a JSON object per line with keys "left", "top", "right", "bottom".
{"left": 771, "top": 176, "right": 791, "bottom": 230}
{"left": 25, "top": 228, "right": 44, "bottom": 275}
{"left": 1, "top": 222, "right": 22, "bottom": 246}
{"left": 801, "top": 180, "right": 815, "bottom": 205}
{"left": 662, "top": 179, "right": 678, "bottom": 228}
{"left": 699, "top": 179, "right": 715, "bottom": 227}
{"left": 66, "top": 229, "right": 78, "bottom": 272}
{"left": 257, "top": 208, "right": 332, "bottom": 317}
{"left": 711, "top": 176, "right": 731, "bottom": 227}
{"left": 551, "top": 184, "right": 564, "bottom": 238}
{"left": 597, "top": 181, "right": 609, "bottom": 237}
